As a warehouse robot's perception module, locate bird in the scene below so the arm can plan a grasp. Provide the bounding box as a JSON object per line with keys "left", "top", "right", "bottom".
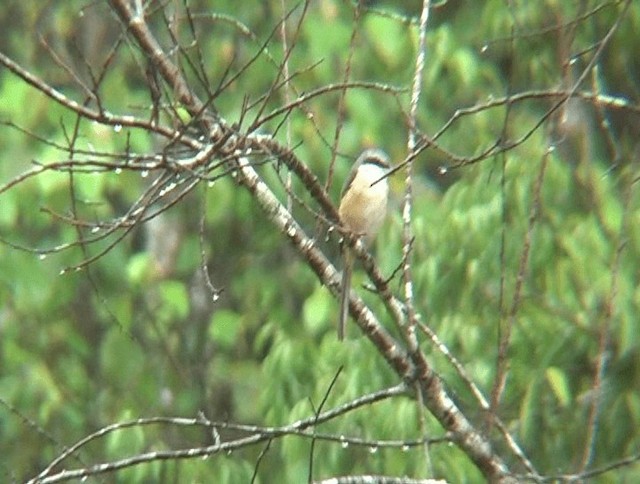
{"left": 337, "top": 148, "right": 390, "bottom": 340}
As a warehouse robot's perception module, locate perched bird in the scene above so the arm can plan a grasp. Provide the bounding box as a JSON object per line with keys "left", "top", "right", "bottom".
{"left": 337, "top": 149, "right": 390, "bottom": 340}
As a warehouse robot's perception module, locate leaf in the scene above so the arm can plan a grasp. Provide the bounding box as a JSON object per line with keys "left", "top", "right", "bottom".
{"left": 209, "top": 309, "right": 241, "bottom": 349}
{"left": 126, "top": 253, "right": 151, "bottom": 285}
{"left": 158, "top": 280, "right": 190, "bottom": 320}
{"left": 302, "top": 285, "right": 332, "bottom": 335}
{"left": 546, "top": 367, "right": 571, "bottom": 407}
{"left": 365, "top": 15, "right": 410, "bottom": 70}
{"left": 520, "top": 378, "right": 540, "bottom": 444}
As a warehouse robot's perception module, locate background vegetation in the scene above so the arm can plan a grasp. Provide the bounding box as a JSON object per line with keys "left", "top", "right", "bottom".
{"left": 1, "top": 0, "right": 639, "bottom": 482}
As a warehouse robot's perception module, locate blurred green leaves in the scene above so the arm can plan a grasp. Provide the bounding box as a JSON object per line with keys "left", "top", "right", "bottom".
{"left": 1, "top": 0, "right": 639, "bottom": 483}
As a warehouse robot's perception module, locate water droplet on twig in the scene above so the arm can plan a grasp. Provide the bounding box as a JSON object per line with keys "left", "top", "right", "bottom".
{"left": 340, "top": 435, "right": 349, "bottom": 449}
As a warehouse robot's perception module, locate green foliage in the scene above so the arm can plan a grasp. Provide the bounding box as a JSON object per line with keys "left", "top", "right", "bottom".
{"left": 209, "top": 309, "right": 242, "bottom": 349}
{"left": 1, "top": 0, "right": 639, "bottom": 483}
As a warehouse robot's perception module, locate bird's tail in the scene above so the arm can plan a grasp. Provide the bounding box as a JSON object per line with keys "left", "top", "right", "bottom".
{"left": 338, "top": 248, "right": 353, "bottom": 341}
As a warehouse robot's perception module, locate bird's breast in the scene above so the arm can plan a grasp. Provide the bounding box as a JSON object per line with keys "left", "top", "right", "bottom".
{"left": 339, "top": 166, "right": 388, "bottom": 244}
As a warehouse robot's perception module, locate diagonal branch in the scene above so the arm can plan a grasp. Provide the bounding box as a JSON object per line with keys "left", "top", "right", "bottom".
{"left": 105, "top": 1, "right": 515, "bottom": 481}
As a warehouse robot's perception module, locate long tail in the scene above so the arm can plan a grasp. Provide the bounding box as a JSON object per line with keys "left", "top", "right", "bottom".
{"left": 338, "top": 248, "right": 353, "bottom": 341}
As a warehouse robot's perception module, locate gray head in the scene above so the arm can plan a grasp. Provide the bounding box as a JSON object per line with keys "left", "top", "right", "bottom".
{"left": 354, "top": 148, "right": 390, "bottom": 170}
{"left": 342, "top": 148, "right": 390, "bottom": 195}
